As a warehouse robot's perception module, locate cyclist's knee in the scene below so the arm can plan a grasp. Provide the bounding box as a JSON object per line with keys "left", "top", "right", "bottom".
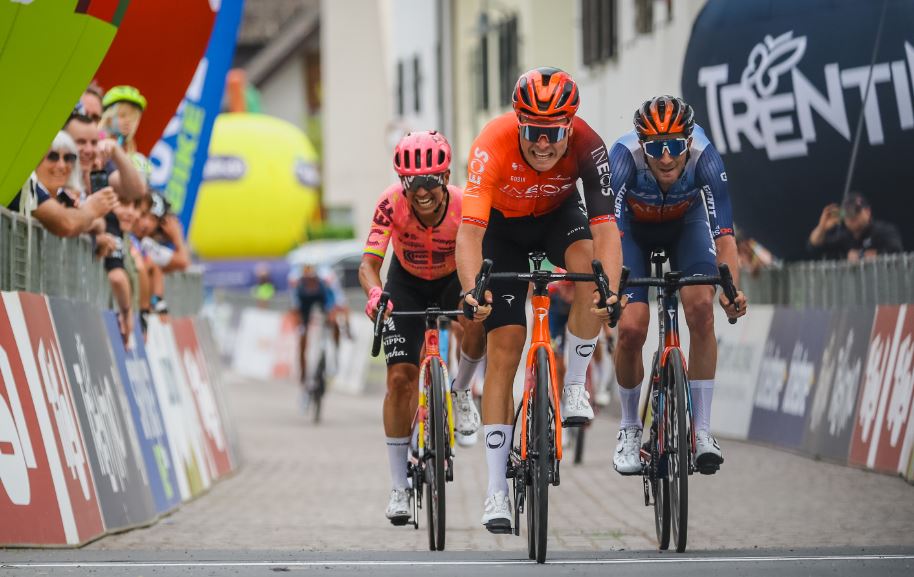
{"left": 616, "top": 322, "right": 647, "bottom": 353}
{"left": 386, "top": 365, "right": 416, "bottom": 396}
{"left": 683, "top": 296, "right": 714, "bottom": 337}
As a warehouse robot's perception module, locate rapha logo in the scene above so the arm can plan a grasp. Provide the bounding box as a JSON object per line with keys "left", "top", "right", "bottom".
{"left": 697, "top": 31, "right": 914, "bottom": 160}
{"left": 503, "top": 294, "right": 515, "bottom": 306}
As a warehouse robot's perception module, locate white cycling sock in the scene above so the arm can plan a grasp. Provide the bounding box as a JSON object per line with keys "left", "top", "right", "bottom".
{"left": 484, "top": 424, "right": 513, "bottom": 496}
{"left": 563, "top": 330, "right": 598, "bottom": 387}
{"left": 453, "top": 351, "right": 484, "bottom": 392}
{"left": 386, "top": 436, "right": 410, "bottom": 490}
{"left": 690, "top": 379, "right": 714, "bottom": 433}
{"left": 618, "top": 384, "right": 643, "bottom": 429}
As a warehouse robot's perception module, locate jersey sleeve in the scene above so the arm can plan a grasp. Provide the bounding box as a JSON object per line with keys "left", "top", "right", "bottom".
{"left": 573, "top": 119, "right": 616, "bottom": 226}
{"left": 607, "top": 142, "right": 636, "bottom": 221}
{"left": 363, "top": 189, "right": 395, "bottom": 260}
{"left": 461, "top": 133, "right": 499, "bottom": 228}
{"left": 695, "top": 144, "right": 734, "bottom": 238}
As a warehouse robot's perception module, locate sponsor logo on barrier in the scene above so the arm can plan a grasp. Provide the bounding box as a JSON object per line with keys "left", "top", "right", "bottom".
{"left": 781, "top": 343, "right": 815, "bottom": 417}
{"left": 0, "top": 345, "right": 36, "bottom": 506}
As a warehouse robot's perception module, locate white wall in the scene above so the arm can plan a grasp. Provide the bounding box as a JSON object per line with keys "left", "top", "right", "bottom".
{"left": 388, "top": 0, "right": 442, "bottom": 140}
{"left": 321, "top": 0, "right": 394, "bottom": 243}
{"left": 258, "top": 54, "right": 307, "bottom": 128}
{"left": 575, "top": 0, "right": 707, "bottom": 145}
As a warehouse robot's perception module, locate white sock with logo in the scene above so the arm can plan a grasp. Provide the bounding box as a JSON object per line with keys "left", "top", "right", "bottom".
{"left": 386, "top": 437, "right": 410, "bottom": 490}
{"left": 690, "top": 379, "right": 714, "bottom": 433}
{"left": 453, "top": 351, "right": 484, "bottom": 392}
{"left": 618, "top": 384, "right": 643, "bottom": 429}
{"left": 563, "top": 330, "right": 598, "bottom": 387}
{"left": 484, "top": 424, "right": 513, "bottom": 496}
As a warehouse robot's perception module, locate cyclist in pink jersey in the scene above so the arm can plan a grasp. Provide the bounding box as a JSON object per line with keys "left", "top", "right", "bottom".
{"left": 360, "top": 131, "right": 486, "bottom": 526}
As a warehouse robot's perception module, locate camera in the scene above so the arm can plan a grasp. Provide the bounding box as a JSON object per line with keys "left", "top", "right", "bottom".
{"left": 90, "top": 170, "right": 109, "bottom": 193}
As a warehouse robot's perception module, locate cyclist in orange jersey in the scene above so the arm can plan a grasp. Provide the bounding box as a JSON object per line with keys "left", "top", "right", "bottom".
{"left": 456, "top": 67, "right": 623, "bottom": 533}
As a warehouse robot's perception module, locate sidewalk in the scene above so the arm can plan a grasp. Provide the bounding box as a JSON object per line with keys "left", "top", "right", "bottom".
{"left": 88, "top": 373, "right": 914, "bottom": 552}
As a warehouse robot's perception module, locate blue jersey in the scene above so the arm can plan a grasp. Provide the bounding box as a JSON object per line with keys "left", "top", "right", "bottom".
{"left": 608, "top": 125, "right": 734, "bottom": 238}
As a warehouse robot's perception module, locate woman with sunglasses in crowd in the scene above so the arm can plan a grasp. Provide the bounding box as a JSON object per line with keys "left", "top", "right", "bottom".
{"left": 606, "top": 95, "right": 748, "bottom": 479}
{"left": 359, "top": 130, "right": 486, "bottom": 527}
{"left": 8, "top": 131, "right": 116, "bottom": 238}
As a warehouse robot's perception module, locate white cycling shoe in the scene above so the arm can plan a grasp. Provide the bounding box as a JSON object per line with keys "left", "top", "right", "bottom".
{"left": 561, "top": 384, "right": 594, "bottom": 426}
{"left": 385, "top": 488, "right": 412, "bottom": 526}
{"left": 613, "top": 426, "right": 643, "bottom": 475}
{"left": 695, "top": 430, "right": 723, "bottom": 474}
{"left": 481, "top": 491, "right": 512, "bottom": 534}
{"left": 452, "top": 389, "right": 481, "bottom": 435}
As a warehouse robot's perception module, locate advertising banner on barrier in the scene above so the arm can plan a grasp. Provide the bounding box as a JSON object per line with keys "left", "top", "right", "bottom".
{"left": 803, "top": 308, "right": 875, "bottom": 462}
{"left": 171, "top": 318, "right": 233, "bottom": 479}
{"left": 3, "top": 293, "right": 104, "bottom": 545}
{"left": 48, "top": 298, "right": 156, "bottom": 531}
{"left": 145, "top": 316, "right": 211, "bottom": 501}
{"left": 103, "top": 312, "right": 182, "bottom": 515}
{"left": 849, "top": 305, "right": 914, "bottom": 474}
{"left": 193, "top": 317, "right": 240, "bottom": 467}
{"left": 749, "top": 308, "right": 831, "bottom": 448}
{"left": 231, "top": 307, "right": 287, "bottom": 380}
{"left": 713, "top": 304, "right": 775, "bottom": 440}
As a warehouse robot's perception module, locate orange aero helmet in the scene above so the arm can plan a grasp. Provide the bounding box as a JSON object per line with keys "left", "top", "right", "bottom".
{"left": 634, "top": 95, "right": 694, "bottom": 139}
{"left": 512, "top": 67, "right": 579, "bottom": 121}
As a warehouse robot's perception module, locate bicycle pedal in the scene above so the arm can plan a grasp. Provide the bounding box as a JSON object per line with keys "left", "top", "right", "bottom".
{"left": 697, "top": 463, "right": 720, "bottom": 475}
{"left": 484, "top": 519, "right": 513, "bottom": 535}
{"left": 562, "top": 417, "right": 590, "bottom": 427}
{"left": 388, "top": 515, "right": 411, "bottom": 527}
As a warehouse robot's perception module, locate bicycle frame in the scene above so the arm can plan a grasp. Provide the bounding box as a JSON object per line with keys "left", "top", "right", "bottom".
{"left": 416, "top": 314, "right": 456, "bottom": 456}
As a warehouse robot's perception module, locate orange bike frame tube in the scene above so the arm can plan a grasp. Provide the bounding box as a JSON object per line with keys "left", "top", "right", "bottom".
{"left": 520, "top": 294, "right": 563, "bottom": 461}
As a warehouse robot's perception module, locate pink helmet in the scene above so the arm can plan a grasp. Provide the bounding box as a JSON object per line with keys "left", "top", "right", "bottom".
{"left": 393, "top": 131, "right": 451, "bottom": 177}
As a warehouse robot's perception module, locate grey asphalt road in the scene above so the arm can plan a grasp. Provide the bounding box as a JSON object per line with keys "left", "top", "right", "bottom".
{"left": 2, "top": 372, "right": 913, "bottom": 575}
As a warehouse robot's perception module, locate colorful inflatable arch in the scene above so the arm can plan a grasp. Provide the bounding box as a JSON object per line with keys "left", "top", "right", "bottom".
{"left": 189, "top": 113, "right": 321, "bottom": 259}
{"left": 93, "top": 0, "right": 217, "bottom": 155}
{"left": 0, "top": 0, "right": 130, "bottom": 205}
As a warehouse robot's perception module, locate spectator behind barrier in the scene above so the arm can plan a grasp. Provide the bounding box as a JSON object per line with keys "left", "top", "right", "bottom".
{"left": 807, "top": 193, "right": 903, "bottom": 261}
{"left": 735, "top": 226, "right": 780, "bottom": 277}
{"left": 8, "top": 131, "right": 116, "bottom": 237}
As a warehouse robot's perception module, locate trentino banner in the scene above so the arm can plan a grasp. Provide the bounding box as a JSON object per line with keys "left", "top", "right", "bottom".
{"left": 682, "top": 0, "right": 914, "bottom": 260}
{"left": 149, "top": 0, "right": 245, "bottom": 233}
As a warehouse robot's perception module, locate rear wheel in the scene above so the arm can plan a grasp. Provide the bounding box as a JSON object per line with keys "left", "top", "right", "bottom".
{"left": 311, "top": 353, "right": 326, "bottom": 423}
{"left": 666, "top": 349, "right": 689, "bottom": 553}
{"left": 528, "top": 347, "right": 551, "bottom": 564}
{"left": 426, "top": 358, "right": 447, "bottom": 551}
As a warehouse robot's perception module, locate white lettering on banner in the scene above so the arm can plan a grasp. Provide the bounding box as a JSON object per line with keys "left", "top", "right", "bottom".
{"left": 755, "top": 341, "right": 787, "bottom": 411}
{"left": 0, "top": 346, "right": 36, "bottom": 506}
{"left": 885, "top": 336, "right": 913, "bottom": 447}
{"left": 150, "top": 58, "right": 209, "bottom": 188}
{"left": 859, "top": 335, "right": 889, "bottom": 443}
{"left": 70, "top": 335, "right": 129, "bottom": 493}
{"left": 698, "top": 31, "right": 914, "bottom": 160}
{"left": 828, "top": 330, "right": 863, "bottom": 437}
{"left": 36, "top": 339, "right": 91, "bottom": 500}
{"left": 125, "top": 357, "right": 165, "bottom": 441}
{"left": 782, "top": 342, "right": 815, "bottom": 417}
{"left": 182, "top": 349, "right": 225, "bottom": 451}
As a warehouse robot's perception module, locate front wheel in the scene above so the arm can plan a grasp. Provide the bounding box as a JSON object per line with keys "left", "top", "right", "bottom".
{"left": 528, "top": 347, "right": 552, "bottom": 564}
{"left": 426, "top": 358, "right": 447, "bottom": 551}
{"left": 665, "top": 349, "right": 690, "bottom": 553}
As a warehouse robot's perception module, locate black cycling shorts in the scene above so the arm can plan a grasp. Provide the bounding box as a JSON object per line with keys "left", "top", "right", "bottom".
{"left": 381, "top": 256, "right": 461, "bottom": 367}
{"left": 481, "top": 194, "right": 592, "bottom": 331}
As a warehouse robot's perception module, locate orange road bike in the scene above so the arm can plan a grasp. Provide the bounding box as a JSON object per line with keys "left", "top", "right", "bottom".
{"left": 470, "top": 252, "right": 619, "bottom": 563}
{"left": 371, "top": 298, "right": 459, "bottom": 551}
{"left": 622, "top": 250, "right": 739, "bottom": 553}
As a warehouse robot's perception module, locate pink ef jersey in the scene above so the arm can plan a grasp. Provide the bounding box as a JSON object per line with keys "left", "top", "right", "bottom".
{"left": 363, "top": 184, "right": 463, "bottom": 281}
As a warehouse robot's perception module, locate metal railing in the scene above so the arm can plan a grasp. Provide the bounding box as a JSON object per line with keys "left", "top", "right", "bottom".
{"left": 1, "top": 206, "right": 204, "bottom": 315}
{"left": 741, "top": 252, "right": 914, "bottom": 308}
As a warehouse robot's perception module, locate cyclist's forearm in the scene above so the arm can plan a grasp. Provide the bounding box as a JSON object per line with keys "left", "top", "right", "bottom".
{"left": 358, "top": 256, "right": 384, "bottom": 296}
{"left": 715, "top": 234, "right": 741, "bottom": 289}
{"left": 456, "top": 223, "right": 484, "bottom": 292}
{"left": 591, "top": 221, "right": 623, "bottom": 293}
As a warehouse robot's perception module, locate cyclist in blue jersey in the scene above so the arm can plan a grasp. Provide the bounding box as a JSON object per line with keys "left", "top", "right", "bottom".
{"left": 609, "top": 96, "right": 747, "bottom": 476}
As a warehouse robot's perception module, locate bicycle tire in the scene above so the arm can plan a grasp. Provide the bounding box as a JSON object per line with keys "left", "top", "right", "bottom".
{"left": 426, "top": 357, "right": 447, "bottom": 551}
{"left": 650, "top": 363, "right": 671, "bottom": 550}
{"left": 312, "top": 353, "right": 326, "bottom": 424}
{"left": 530, "top": 347, "right": 551, "bottom": 564}
{"left": 572, "top": 425, "right": 586, "bottom": 465}
{"left": 666, "top": 349, "right": 689, "bottom": 553}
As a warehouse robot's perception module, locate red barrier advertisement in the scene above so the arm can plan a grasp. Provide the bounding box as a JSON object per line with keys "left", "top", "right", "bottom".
{"left": 849, "top": 305, "right": 914, "bottom": 474}
{"left": 171, "top": 318, "right": 233, "bottom": 479}
{"left": 1, "top": 293, "right": 104, "bottom": 545}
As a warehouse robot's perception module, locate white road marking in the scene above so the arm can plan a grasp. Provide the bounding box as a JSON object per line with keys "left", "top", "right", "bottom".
{"left": 4, "top": 554, "right": 914, "bottom": 568}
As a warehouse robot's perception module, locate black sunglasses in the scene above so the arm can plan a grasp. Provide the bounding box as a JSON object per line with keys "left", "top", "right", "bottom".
{"left": 46, "top": 151, "right": 78, "bottom": 164}
{"left": 519, "top": 123, "right": 569, "bottom": 144}
{"left": 401, "top": 174, "right": 445, "bottom": 192}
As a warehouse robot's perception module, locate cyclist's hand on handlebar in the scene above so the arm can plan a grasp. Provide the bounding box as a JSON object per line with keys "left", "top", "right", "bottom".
{"left": 365, "top": 286, "right": 393, "bottom": 321}
{"left": 463, "top": 291, "right": 492, "bottom": 322}
{"left": 591, "top": 291, "right": 627, "bottom": 325}
{"left": 719, "top": 289, "right": 747, "bottom": 320}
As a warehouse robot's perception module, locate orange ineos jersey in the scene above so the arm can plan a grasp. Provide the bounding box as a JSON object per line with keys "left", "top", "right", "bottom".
{"left": 462, "top": 113, "right": 616, "bottom": 228}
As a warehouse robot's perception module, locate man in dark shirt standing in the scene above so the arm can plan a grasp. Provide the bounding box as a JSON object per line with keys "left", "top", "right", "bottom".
{"left": 807, "top": 193, "right": 903, "bottom": 261}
